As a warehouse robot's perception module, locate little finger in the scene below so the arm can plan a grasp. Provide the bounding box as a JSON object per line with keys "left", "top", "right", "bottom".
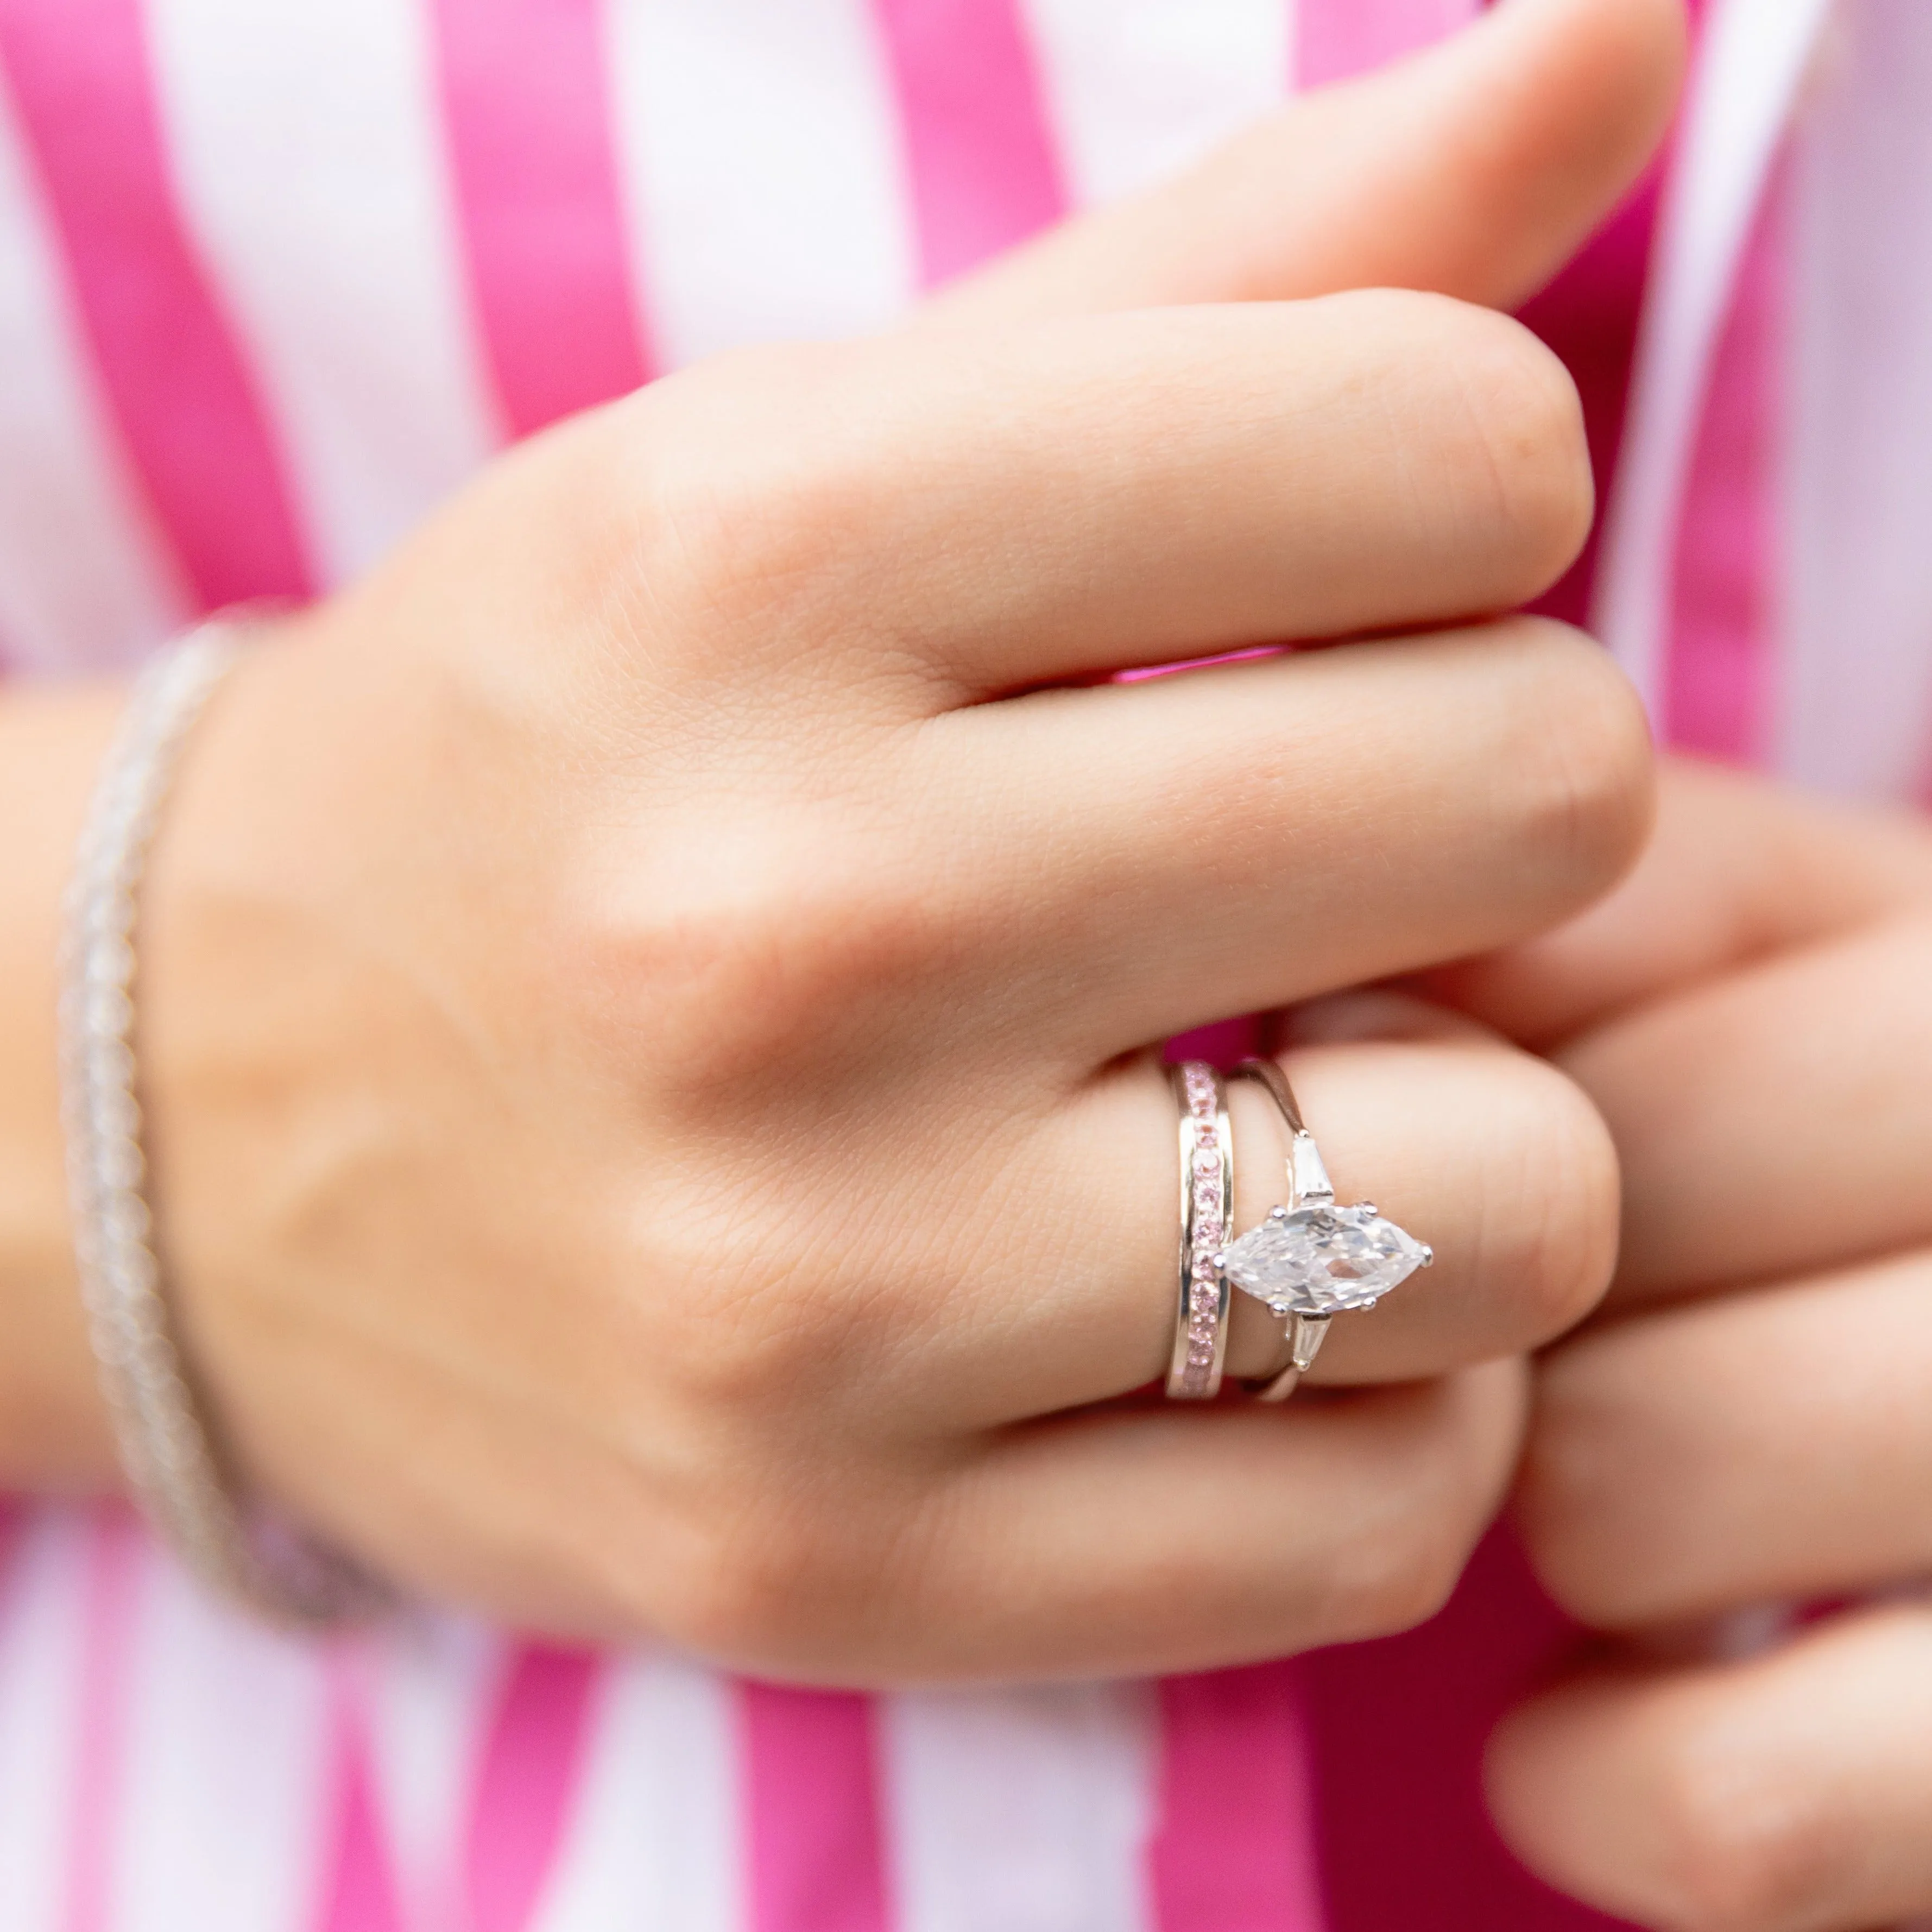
{"left": 708, "top": 1361, "right": 1527, "bottom": 1682}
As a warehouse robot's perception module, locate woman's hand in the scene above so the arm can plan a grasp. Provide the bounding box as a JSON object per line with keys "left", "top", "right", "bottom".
{"left": 143, "top": 288, "right": 1640, "bottom": 1680}
{"left": 1446, "top": 762, "right": 1932, "bottom": 1931}
{"left": 0, "top": 0, "right": 1682, "bottom": 1680}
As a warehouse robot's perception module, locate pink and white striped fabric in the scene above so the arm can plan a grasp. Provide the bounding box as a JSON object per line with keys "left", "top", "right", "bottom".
{"left": 2, "top": 2, "right": 1927, "bottom": 1928}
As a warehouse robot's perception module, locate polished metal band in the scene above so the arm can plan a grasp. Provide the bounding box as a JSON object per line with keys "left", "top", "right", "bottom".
{"left": 61, "top": 626, "right": 385, "bottom": 1626}
{"left": 1227, "top": 1058, "right": 1334, "bottom": 1403}
{"left": 1166, "top": 1062, "right": 1234, "bottom": 1399}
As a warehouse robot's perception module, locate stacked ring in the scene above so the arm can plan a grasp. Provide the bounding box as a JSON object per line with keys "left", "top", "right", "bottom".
{"left": 1166, "top": 1062, "right": 1234, "bottom": 1400}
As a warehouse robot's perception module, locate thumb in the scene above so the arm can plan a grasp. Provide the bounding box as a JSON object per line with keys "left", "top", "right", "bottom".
{"left": 922, "top": 0, "right": 1686, "bottom": 326}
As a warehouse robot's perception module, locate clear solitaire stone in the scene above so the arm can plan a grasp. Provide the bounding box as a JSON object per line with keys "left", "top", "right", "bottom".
{"left": 1221, "top": 1204, "right": 1432, "bottom": 1316}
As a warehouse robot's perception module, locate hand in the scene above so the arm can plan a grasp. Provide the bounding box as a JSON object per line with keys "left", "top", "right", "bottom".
{"left": 1444, "top": 762, "right": 1932, "bottom": 1930}
{"left": 5, "top": 0, "right": 1680, "bottom": 1680}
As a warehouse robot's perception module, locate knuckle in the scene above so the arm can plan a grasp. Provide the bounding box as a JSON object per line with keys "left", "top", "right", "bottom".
{"left": 1518, "top": 1342, "right": 1687, "bottom": 1631}
{"left": 1339, "top": 290, "right": 1593, "bottom": 598}
{"left": 653, "top": 1276, "right": 821, "bottom": 1413}
{"left": 1323, "top": 1383, "right": 1517, "bottom": 1640}
{"left": 554, "top": 819, "right": 958, "bottom": 1098}
{"left": 1481, "top": 1057, "right": 1621, "bottom": 1347}
{"left": 1516, "top": 1393, "right": 1645, "bottom": 1627}
{"left": 651, "top": 1475, "right": 926, "bottom": 1676}
{"left": 1442, "top": 306, "right": 1595, "bottom": 595}
{"left": 1491, "top": 617, "right": 1657, "bottom": 908}
{"left": 656, "top": 1502, "right": 830, "bottom": 1664}
{"left": 623, "top": 343, "right": 882, "bottom": 647}
{"left": 1338, "top": 1522, "right": 1469, "bottom": 1638}
{"left": 1646, "top": 1742, "right": 1849, "bottom": 1932}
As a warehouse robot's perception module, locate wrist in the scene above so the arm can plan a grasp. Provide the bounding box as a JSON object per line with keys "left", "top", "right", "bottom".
{"left": 0, "top": 681, "right": 129, "bottom": 1487}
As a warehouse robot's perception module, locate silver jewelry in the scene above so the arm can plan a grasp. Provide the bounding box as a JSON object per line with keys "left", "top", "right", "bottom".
{"left": 61, "top": 624, "right": 385, "bottom": 1626}
{"left": 1166, "top": 1062, "right": 1234, "bottom": 1399}
{"left": 1221, "top": 1057, "right": 1432, "bottom": 1403}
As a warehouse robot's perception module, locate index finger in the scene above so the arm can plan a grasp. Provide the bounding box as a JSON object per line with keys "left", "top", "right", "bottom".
{"left": 635, "top": 292, "right": 1590, "bottom": 702}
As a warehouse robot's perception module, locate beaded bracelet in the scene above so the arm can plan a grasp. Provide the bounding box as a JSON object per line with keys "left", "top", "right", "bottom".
{"left": 60, "top": 624, "right": 386, "bottom": 1626}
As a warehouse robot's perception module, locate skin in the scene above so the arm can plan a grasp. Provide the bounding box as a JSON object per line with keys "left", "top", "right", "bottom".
{"left": 0, "top": 0, "right": 1684, "bottom": 1683}
{"left": 1440, "top": 763, "right": 1932, "bottom": 1932}
{"left": 16, "top": 0, "right": 1879, "bottom": 1909}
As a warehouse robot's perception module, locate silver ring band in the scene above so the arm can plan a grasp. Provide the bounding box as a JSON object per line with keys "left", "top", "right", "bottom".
{"left": 1166, "top": 1062, "right": 1233, "bottom": 1400}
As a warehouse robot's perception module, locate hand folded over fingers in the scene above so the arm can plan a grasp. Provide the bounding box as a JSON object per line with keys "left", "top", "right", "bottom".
{"left": 0, "top": 0, "right": 1687, "bottom": 1681}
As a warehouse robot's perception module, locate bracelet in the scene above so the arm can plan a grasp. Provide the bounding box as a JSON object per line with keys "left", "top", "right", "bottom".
{"left": 60, "top": 624, "right": 386, "bottom": 1626}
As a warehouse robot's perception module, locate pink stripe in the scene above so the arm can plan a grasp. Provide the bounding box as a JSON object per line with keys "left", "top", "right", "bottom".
{"left": 1294, "top": 0, "right": 1481, "bottom": 89}
{"left": 1150, "top": 1664, "right": 1326, "bottom": 1932}
{"left": 1662, "top": 158, "right": 1787, "bottom": 767}
{"left": 61, "top": 1507, "right": 142, "bottom": 1932}
{"left": 869, "top": 0, "right": 1066, "bottom": 288}
{"left": 433, "top": 0, "right": 653, "bottom": 438}
{"left": 0, "top": 0, "right": 313, "bottom": 608}
{"left": 741, "top": 1683, "right": 890, "bottom": 1932}
{"left": 464, "top": 1644, "right": 598, "bottom": 1932}
{"left": 1166, "top": 1017, "right": 1265, "bottom": 1066}
{"left": 312, "top": 1662, "right": 406, "bottom": 1932}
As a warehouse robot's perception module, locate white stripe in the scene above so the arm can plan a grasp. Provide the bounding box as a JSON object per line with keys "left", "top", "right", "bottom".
{"left": 143, "top": 0, "right": 500, "bottom": 589}
{"left": 108, "top": 1548, "right": 332, "bottom": 1932}
{"left": 1022, "top": 0, "right": 1289, "bottom": 210}
{"left": 881, "top": 1681, "right": 1159, "bottom": 1932}
{"left": 527, "top": 1653, "right": 741, "bottom": 1932}
{"left": 1777, "top": 0, "right": 1932, "bottom": 799}
{"left": 603, "top": 0, "right": 917, "bottom": 366}
{"left": 1591, "top": 0, "right": 1833, "bottom": 718}
{"left": 362, "top": 1617, "right": 506, "bottom": 1932}
{"left": 0, "top": 1513, "right": 90, "bottom": 1932}
{"left": 0, "top": 72, "right": 184, "bottom": 673}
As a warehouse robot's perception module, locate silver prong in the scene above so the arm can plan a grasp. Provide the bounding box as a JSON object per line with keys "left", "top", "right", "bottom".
{"left": 1358, "top": 1201, "right": 1376, "bottom": 1217}
{"left": 1269, "top": 1204, "right": 1290, "bottom": 1221}
{"left": 1419, "top": 1244, "right": 1434, "bottom": 1266}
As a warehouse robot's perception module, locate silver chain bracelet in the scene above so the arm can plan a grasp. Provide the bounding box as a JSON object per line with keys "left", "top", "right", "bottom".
{"left": 60, "top": 623, "right": 388, "bottom": 1626}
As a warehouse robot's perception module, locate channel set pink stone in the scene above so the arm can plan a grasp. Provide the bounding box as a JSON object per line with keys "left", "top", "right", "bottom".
{"left": 1167, "top": 1063, "right": 1234, "bottom": 1400}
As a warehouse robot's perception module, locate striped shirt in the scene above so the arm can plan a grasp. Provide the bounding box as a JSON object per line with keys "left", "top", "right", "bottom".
{"left": 3, "top": 1, "right": 1931, "bottom": 1928}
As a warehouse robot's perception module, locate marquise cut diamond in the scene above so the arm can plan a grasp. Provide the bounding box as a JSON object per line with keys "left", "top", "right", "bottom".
{"left": 1221, "top": 1204, "right": 1431, "bottom": 1317}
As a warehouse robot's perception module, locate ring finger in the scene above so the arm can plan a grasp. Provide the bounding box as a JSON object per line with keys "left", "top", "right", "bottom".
{"left": 902, "top": 996, "right": 1620, "bottom": 1428}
